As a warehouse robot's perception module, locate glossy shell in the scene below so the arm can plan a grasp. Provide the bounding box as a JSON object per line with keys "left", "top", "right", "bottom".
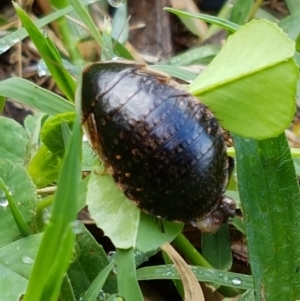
{"left": 82, "top": 61, "right": 228, "bottom": 223}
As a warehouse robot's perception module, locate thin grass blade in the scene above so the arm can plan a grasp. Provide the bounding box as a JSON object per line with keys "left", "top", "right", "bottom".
{"left": 81, "top": 262, "right": 114, "bottom": 301}
{"left": 13, "top": 3, "right": 76, "bottom": 101}
{"left": 23, "top": 118, "right": 81, "bottom": 301}
{"left": 0, "top": 78, "right": 74, "bottom": 115}
{"left": 116, "top": 248, "right": 143, "bottom": 301}
{"left": 164, "top": 8, "right": 239, "bottom": 32}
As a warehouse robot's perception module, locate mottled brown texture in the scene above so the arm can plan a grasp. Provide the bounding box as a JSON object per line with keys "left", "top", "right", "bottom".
{"left": 82, "top": 61, "right": 228, "bottom": 223}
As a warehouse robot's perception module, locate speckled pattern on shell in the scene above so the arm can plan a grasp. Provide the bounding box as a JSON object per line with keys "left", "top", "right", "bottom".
{"left": 82, "top": 61, "right": 228, "bottom": 223}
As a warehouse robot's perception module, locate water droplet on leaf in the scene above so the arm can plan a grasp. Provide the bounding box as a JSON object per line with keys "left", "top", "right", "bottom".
{"left": 232, "top": 277, "right": 242, "bottom": 285}
{"left": 0, "top": 198, "right": 8, "bottom": 208}
{"left": 22, "top": 255, "right": 34, "bottom": 264}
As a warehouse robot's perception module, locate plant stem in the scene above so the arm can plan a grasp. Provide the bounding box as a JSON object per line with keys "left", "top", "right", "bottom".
{"left": 173, "top": 233, "right": 240, "bottom": 297}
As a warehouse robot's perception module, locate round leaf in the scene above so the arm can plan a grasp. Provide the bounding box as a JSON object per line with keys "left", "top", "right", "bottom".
{"left": 0, "top": 117, "right": 29, "bottom": 163}
{"left": 86, "top": 171, "right": 140, "bottom": 249}
{"left": 189, "top": 20, "right": 297, "bottom": 139}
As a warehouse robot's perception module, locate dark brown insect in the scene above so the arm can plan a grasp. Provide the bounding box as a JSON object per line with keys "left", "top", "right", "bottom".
{"left": 81, "top": 60, "right": 235, "bottom": 232}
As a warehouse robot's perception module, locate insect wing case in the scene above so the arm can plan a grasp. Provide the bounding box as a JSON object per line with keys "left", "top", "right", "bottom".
{"left": 82, "top": 61, "right": 228, "bottom": 223}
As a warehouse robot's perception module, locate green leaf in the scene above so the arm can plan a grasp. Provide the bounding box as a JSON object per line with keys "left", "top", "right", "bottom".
{"left": 279, "top": 13, "right": 300, "bottom": 51}
{"left": 116, "top": 248, "right": 143, "bottom": 301}
{"left": 0, "top": 234, "right": 43, "bottom": 301}
{"left": 0, "top": 160, "right": 37, "bottom": 248}
{"left": 41, "top": 111, "right": 76, "bottom": 156}
{"left": 189, "top": 20, "right": 297, "bottom": 139}
{"left": 285, "top": 0, "right": 300, "bottom": 14}
{"left": 279, "top": 13, "right": 300, "bottom": 41}
{"left": 234, "top": 290, "right": 255, "bottom": 301}
{"left": 27, "top": 145, "right": 62, "bottom": 188}
{"left": 67, "top": 224, "right": 117, "bottom": 298}
{"left": 136, "top": 213, "right": 183, "bottom": 253}
{"left": 201, "top": 224, "right": 232, "bottom": 270}
{"left": 24, "top": 113, "right": 47, "bottom": 155}
{"left": 0, "top": 265, "right": 28, "bottom": 301}
{"left": 0, "top": 78, "right": 74, "bottom": 115}
{"left": 81, "top": 262, "right": 114, "bottom": 301}
{"left": 230, "top": 0, "right": 253, "bottom": 25}
{"left": 86, "top": 171, "right": 140, "bottom": 249}
{"left": 0, "top": 117, "right": 29, "bottom": 164}
{"left": 0, "top": 234, "right": 42, "bottom": 279}
{"left": 234, "top": 133, "right": 300, "bottom": 300}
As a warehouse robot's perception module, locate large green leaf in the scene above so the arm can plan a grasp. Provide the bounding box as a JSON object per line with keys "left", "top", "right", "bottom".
{"left": 0, "top": 117, "right": 29, "bottom": 164}
{"left": 189, "top": 20, "right": 297, "bottom": 139}
{"left": 0, "top": 265, "right": 28, "bottom": 301}
{"left": 0, "top": 234, "right": 42, "bottom": 279}
{"left": 0, "top": 234, "right": 43, "bottom": 301}
{"left": 234, "top": 133, "right": 300, "bottom": 300}
{"left": 67, "top": 224, "right": 117, "bottom": 299}
{"left": 86, "top": 171, "right": 140, "bottom": 249}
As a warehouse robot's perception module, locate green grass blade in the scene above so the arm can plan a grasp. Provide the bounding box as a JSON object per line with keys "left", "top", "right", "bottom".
{"left": 0, "top": 0, "right": 101, "bottom": 55}
{"left": 13, "top": 3, "right": 76, "bottom": 101}
{"left": 201, "top": 224, "right": 232, "bottom": 271}
{"left": 23, "top": 117, "right": 81, "bottom": 301}
{"left": 81, "top": 262, "right": 114, "bottom": 301}
{"left": 230, "top": 0, "right": 253, "bottom": 25}
{"left": 151, "top": 65, "right": 196, "bottom": 82}
{"left": 285, "top": 0, "right": 300, "bottom": 14}
{"left": 112, "top": 4, "right": 129, "bottom": 44}
{"left": 0, "top": 178, "right": 30, "bottom": 237}
{"left": 116, "top": 248, "right": 143, "bottom": 301}
{"left": 47, "top": 6, "right": 83, "bottom": 65}
{"left": 234, "top": 290, "right": 255, "bottom": 301}
{"left": 164, "top": 8, "right": 239, "bottom": 32}
{"left": 40, "top": 228, "right": 75, "bottom": 301}
{"left": 234, "top": 133, "right": 300, "bottom": 300}
{"left": 69, "top": 0, "right": 105, "bottom": 49}
{"left": 0, "top": 78, "right": 74, "bottom": 114}
{"left": 172, "top": 233, "right": 237, "bottom": 296}
{"left": 137, "top": 265, "right": 253, "bottom": 290}
{"left": 166, "top": 45, "right": 220, "bottom": 66}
